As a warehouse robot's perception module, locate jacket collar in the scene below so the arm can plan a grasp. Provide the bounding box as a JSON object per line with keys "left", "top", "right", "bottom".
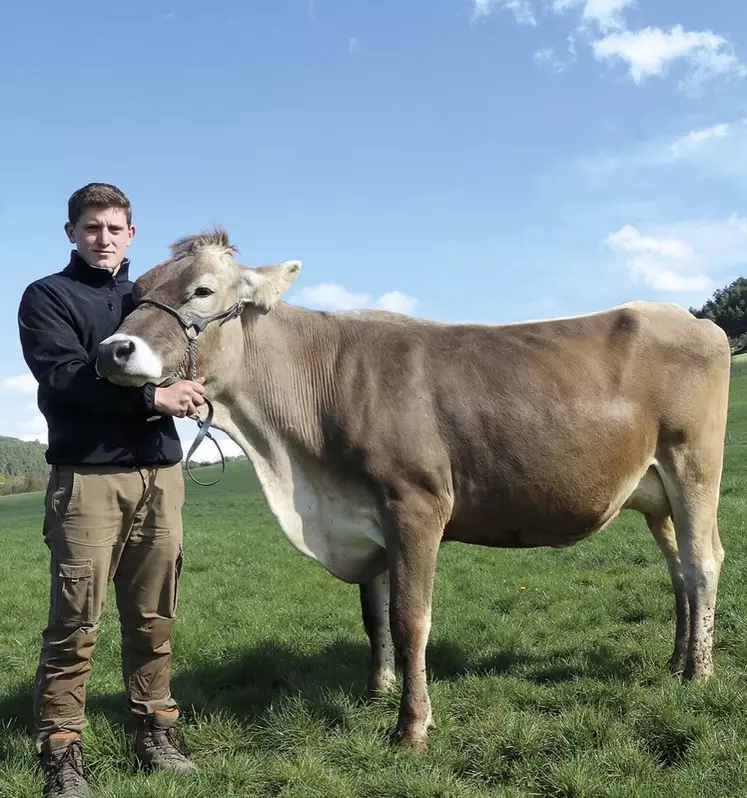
{"left": 64, "top": 250, "right": 131, "bottom": 284}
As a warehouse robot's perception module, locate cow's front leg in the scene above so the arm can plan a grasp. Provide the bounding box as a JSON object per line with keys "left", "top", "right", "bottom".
{"left": 359, "top": 570, "right": 396, "bottom": 696}
{"left": 385, "top": 495, "right": 444, "bottom": 753}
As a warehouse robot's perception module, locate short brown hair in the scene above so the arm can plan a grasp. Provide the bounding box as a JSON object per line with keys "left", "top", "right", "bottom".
{"left": 67, "top": 183, "right": 132, "bottom": 226}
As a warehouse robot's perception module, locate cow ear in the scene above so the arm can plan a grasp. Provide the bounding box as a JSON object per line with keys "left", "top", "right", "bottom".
{"left": 240, "top": 261, "right": 301, "bottom": 313}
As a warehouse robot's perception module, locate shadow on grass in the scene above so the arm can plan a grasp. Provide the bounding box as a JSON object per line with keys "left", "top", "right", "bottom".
{"left": 0, "top": 636, "right": 655, "bottom": 755}
{"left": 0, "top": 681, "right": 34, "bottom": 761}
{"left": 169, "top": 636, "right": 652, "bottom": 726}
{"left": 170, "top": 638, "right": 547, "bottom": 722}
{"left": 0, "top": 682, "right": 133, "bottom": 763}
{"left": 171, "top": 639, "right": 372, "bottom": 724}
{"left": 520, "top": 644, "right": 648, "bottom": 685}
{"left": 429, "top": 637, "right": 651, "bottom": 685}
{"left": 0, "top": 639, "right": 472, "bottom": 748}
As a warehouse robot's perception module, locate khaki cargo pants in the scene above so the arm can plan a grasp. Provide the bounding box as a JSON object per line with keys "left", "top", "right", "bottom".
{"left": 33, "top": 463, "right": 185, "bottom": 752}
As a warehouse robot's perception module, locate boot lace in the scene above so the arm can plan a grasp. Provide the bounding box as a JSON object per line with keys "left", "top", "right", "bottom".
{"left": 142, "top": 724, "right": 191, "bottom": 762}
{"left": 44, "top": 739, "right": 86, "bottom": 793}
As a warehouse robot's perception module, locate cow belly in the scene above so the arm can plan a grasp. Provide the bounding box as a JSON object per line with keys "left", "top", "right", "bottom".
{"left": 254, "top": 448, "right": 387, "bottom": 583}
{"left": 445, "top": 463, "right": 670, "bottom": 548}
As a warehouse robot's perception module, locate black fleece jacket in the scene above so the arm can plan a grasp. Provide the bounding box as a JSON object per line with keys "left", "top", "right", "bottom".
{"left": 17, "top": 251, "right": 183, "bottom": 467}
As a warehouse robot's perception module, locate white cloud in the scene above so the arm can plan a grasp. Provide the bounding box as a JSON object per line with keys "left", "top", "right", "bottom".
{"left": 2, "top": 373, "right": 37, "bottom": 394}
{"left": 533, "top": 47, "right": 555, "bottom": 63}
{"left": 552, "top": 0, "right": 634, "bottom": 32}
{"left": 292, "top": 283, "right": 371, "bottom": 312}
{"left": 668, "top": 214, "right": 747, "bottom": 271}
{"left": 376, "top": 291, "right": 420, "bottom": 314}
{"left": 292, "top": 283, "right": 420, "bottom": 315}
{"left": 593, "top": 25, "right": 746, "bottom": 87}
{"left": 0, "top": 374, "right": 44, "bottom": 441}
{"left": 18, "top": 413, "right": 48, "bottom": 444}
{"left": 348, "top": 36, "right": 359, "bottom": 53}
{"left": 605, "top": 216, "right": 747, "bottom": 294}
{"left": 472, "top": 0, "right": 537, "bottom": 27}
{"left": 627, "top": 258, "right": 709, "bottom": 292}
{"left": 605, "top": 224, "right": 708, "bottom": 291}
{"left": 606, "top": 225, "right": 693, "bottom": 260}
{"left": 562, "top": 115, "right": 747, "bottom": 189}
{"left": 533, "top": 45, "right": 572, "bottom": 73}
{"left": 505, "top": 0, "right": 537, "bottom": 26}
{"left": 670, "top": 123, "right": 731, "bottom": 157}
{"left": 480, "top": 0, "right": 744, "bottom": 92}
{"left": 472, "top": 0, "right": 493, "bottom": 17}
{"left": 21, "top": 432, "right": 47, "bottom": 444}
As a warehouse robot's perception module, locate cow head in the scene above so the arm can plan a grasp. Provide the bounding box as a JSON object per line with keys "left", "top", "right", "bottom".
{"left": 96, "top": 227, "right": 301, "bottom": 387}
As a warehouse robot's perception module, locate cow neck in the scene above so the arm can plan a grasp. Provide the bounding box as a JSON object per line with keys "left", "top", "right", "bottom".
{"left": 231, "top": 302, "right": 341, "bottom": 451}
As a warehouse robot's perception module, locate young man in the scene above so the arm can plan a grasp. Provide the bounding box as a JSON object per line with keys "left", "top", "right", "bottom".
{"left": 18, "top": 183, "right": 206, "bottom": 798}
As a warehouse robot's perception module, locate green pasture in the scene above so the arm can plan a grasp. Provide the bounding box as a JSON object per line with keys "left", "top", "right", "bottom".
{"left": 2, "top": 360, "right": 747, "bottom": 797}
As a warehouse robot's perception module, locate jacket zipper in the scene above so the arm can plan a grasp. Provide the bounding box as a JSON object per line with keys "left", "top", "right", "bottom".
{"left": 108, "top": 276, "right": 116, "bottom": 318}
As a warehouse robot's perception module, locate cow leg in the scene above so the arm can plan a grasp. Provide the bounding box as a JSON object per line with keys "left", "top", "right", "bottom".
{"left": 385, "top": 502, "right": 443, "bottom": 753}
{"left": 696, "top": 516, "right": 726, "bottom": 672}
{"left": 359, "top": 570, "right": 396, "bottom": 697}
{"left": 646, "top": 514, "right": 689, "bottom": 674}
{"left": 680, "top": 513, "right": 722, "bottom": 681}
{"left": 390, "top": 540, "right": 439, "bottom": 752}
{"left": 659, "top": 455, "right": 724, "bottom": 681}
{"left": 712, "top": 519, "right": 726, "bottom": 576}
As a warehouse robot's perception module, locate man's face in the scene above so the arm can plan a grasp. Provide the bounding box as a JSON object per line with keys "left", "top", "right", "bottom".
{"left": 65, "top": 207, "right": 135, "bottom": 270}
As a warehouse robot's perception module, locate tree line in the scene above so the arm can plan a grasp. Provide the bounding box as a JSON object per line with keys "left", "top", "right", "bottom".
{"left": 690, "top": 277, "right": 747, "bottom": 354}
{"left": 0, "top": 435, "right": 50, "bottom": 495}
{"left": 0, "top": 433, "right": 248, "bottom": 496}
{"left": 0, "top": 435, "right": 49, "bottom": 477}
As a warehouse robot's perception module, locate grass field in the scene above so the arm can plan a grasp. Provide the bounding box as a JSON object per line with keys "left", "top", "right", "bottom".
{"left": 3, "top": 360, "right": 747, "bottom": 797}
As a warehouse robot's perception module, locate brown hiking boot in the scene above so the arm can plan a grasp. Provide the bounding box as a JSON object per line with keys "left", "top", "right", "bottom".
{"left": 40, "top": 733, "right": 90, "bottom": 798}
{"left": 135, "top": 709, "right": 198, "bottom": 775}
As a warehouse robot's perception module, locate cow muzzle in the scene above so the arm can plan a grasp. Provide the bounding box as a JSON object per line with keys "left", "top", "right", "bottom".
{"left": 97, "top": 333, "right": 164, "bottom": 386}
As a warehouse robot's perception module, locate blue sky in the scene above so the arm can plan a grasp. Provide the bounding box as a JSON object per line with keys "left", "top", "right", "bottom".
{"left": 1, "top": 0, "right": 745, "bottom": 457}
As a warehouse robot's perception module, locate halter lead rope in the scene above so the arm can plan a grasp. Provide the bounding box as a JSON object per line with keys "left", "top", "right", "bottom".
{"left": 138, "top": 297, "right": 246, "bottom": 486}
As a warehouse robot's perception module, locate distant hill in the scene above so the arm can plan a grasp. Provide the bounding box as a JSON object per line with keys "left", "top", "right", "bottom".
{"left": 0, "top": 435, "right": 48, "bottom": 478}
{"left": 0, "top": 435, "right": 49, "bottom": 495}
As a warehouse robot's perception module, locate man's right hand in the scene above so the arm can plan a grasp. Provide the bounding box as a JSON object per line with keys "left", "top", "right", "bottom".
{"left": 153, "top": 378, "right": 206, "bottom": 418}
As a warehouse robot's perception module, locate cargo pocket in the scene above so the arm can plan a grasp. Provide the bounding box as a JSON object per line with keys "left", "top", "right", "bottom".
{"left": 43, "top": 468, "right": 56, "bottom": 513}
{"left": 50, "top": 467, "right": 79, "bottom": 522}
{"left": 55, "top": 560, "right": 94, "bottom": 627}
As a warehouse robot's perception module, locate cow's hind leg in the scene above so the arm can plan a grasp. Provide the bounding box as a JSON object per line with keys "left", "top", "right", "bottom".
{"left": 646, "top": 514, "right": 689, "bottom": 675}
{"left": 658, "top": 456, "right": 724, "bottom": 680}
{"left": 712, "top": 520, "right": 726, "bottom": 578}
{"left": 359, "top": 570, "right": 396, "bottom": 697}
{"left": 680, "top": 510, "right": 723, "bottom": 680}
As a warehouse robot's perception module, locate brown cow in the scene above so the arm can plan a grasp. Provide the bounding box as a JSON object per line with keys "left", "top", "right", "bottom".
{"left": 96, "top": 228, "right": 731, "bottom": 751}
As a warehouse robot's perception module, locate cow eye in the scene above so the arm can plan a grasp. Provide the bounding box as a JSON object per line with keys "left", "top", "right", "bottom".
{"left": 194, "top": 286, "right": 214, "bottom": 298}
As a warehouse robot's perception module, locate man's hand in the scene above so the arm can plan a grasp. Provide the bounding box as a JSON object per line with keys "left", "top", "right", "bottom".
{"left": 154, "top": 378, "right": 206, "bottom": 418}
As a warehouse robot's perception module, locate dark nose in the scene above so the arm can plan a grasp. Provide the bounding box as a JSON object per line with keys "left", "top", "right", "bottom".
{"left": 113, "top": 340, "right": 135, "bottom": 364}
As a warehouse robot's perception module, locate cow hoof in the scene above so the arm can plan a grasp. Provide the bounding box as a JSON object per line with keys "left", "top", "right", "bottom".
{"left": 667, "top": 654, "right": 686, "bottom": 676}
{"left": 683, "top": 657, "right": 714, "bottom": 681}
{"left": 391, "top": 728, "right": 428, "bottom": 755}
{"left": 367, "top": 671, "right": 397, "bottom": 699}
